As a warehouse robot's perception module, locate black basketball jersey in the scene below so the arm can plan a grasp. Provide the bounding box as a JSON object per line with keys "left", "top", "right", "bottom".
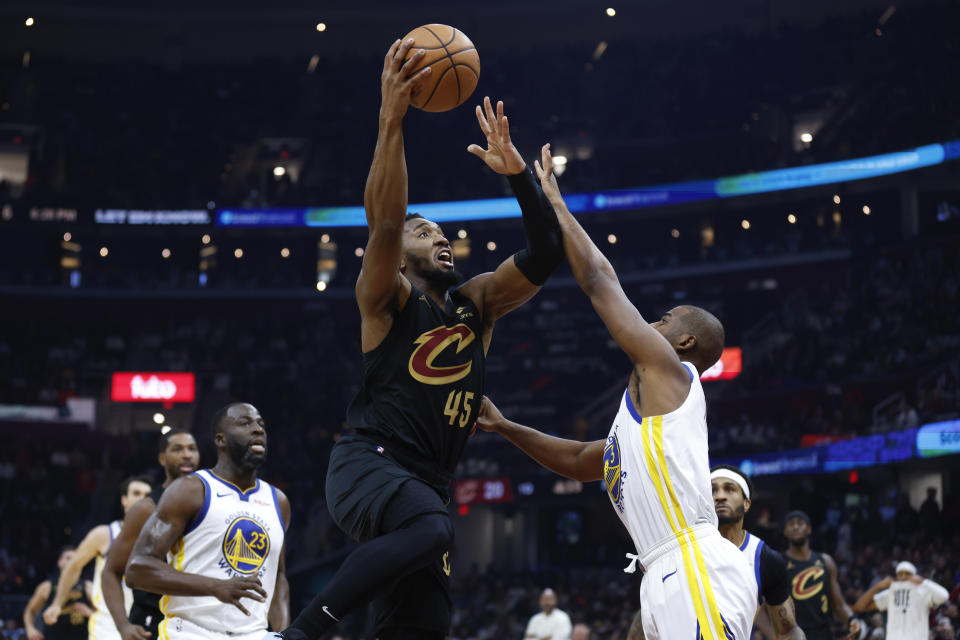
{"left": 42, "top": 570, "right": 89, "bottom": 640}
{"left": 346, "top": 284, "right": 485, "bottom": 488}
{"left": 785, "top": 551, "right": 833, "bottom": 639}
{"left": 130, "top": 485, "right": 164, "bottom": 623}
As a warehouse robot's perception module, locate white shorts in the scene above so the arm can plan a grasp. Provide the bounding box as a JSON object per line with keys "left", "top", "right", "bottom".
{"left": 88, "top": 609, "right": 121, "bottom": 640}
{"left": 157, "top": 616, "right": 265, "bottom": 640}
{"left": 639, "top": 524, "right": 757, "bottom": 640}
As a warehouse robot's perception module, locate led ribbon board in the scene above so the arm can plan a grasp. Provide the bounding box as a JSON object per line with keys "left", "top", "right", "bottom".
{"left": 216, "top": 139, "right": 960, "bottom": 227}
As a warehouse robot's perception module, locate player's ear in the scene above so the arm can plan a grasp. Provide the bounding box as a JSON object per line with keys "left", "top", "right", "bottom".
{"left": 676, "top": 333, "right": 697, "bottom": 352}
{"left": 743, "top": 498, "right": 752, "bottom": 514}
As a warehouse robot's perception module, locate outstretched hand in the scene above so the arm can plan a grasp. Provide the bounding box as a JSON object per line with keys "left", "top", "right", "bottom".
{"left": 472, "top": 396, "right": 506, "bottom": 436}
{"left": 467, "top": 97, "right": 526, "bottom": 175}
{"left": 533, "top": 143, "right": 563, "bottom": 203}
{"left": 379, "top": 38, "right": 432, "bottom": 123}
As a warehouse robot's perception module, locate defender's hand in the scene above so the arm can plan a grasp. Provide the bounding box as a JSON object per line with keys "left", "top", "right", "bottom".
{"left": 379, "top": 38, "right": 432, "bottom": 123}
{"left": 845, "top": 618, "right": 861, "bottom": 640}
{"left": 467, "top": 97, "right": 526, "bottom": 175}
{"left": 210, "top": 576, "right": 267, "bottom": 616}
{"left": 42, "top": 604, "right": 61, "bottom": 625}
{"left": 27, "top": 629, "right": 44, "bottom": 640}
{"left": 119, "top": 623, "right": 152, "bottom": 640}
{"left": 533, "top": 143, "right": 563, "bottom": 204}
{"left": 475, "top": 396, "right": 507, "bottom": 434}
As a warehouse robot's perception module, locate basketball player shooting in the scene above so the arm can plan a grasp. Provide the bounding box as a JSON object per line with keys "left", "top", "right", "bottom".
{"left": 267, "top": 39, "right": 564, "bottom": 640}
{"left": 475, "top": 143, "right": 757, "bottom": 640}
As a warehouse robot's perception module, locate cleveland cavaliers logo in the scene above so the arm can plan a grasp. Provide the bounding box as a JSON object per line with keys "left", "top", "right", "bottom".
{"left": 791, "top": 566, "right": 825, "bottom": 600}
{"left": 408, "top": 324, "right": 476, "bottom": 385}
{"left": 604, "top": 435, "right": 624, "bottom": 511}
{"left": 221, "top": 516, "right": 270, "bottom": 575}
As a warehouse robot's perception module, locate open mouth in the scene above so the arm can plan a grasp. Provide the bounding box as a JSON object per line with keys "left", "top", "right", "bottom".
{"left": 179, "top": 464, "right": 196, "bottom": 473}
{"left": 437, "top": 248, "right": 454, "bottom": 269}
{"left": 249, "top": 441, "right": 266, "bottom": 454}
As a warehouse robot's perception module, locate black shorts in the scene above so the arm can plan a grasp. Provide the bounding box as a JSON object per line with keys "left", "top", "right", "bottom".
{"left": 325, "top": 434, "right": 452, "bottom": 635}
{"left": 128, "top": 602, "right": 162, "bottom": 636}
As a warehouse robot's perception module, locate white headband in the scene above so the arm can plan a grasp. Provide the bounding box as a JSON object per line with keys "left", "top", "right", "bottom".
{"left": 711, "top": 469, "right": 750, "bottom": 499}
{"left": 895, "top": 561, "right": 917, "bottom": 575}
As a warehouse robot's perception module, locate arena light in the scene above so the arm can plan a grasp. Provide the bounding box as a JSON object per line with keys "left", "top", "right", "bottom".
{"left": 25, "top": 17, "right": 35, "bottom": 26}
{"left": 234, "top": 248, "right": 243, "bottom": 259}
{"left": 607, "top": 234, "right": 617, "bottom": 244}
{"left": 161, "top": 248, "right": 171, "bottom": 259}
{"left": 320, "top": 233, "right": 330, "bottom": 243}
{"left": 671, "top": 228, "right": 680, "bottom": 238}
{"left": 201, "top": 234, "right": 211, "bottom": 245}
{"left": 63, "top": 232, "right": 72, "bottom": 241}
{"left": 160, "top": 425, "right": 172, "bottom": 435}
{"left": 153, "top": 412, "right": 165, "bottom": 424}
{"left": 833, "top": 211, "right": 842, "bottom": 224}
{"left": 800, "top": 132, "right": 813, "bottom": 143}
{"left": 273, "top": 166, "right": 286, "bottom": 177}
{"left": 99, "top": 246, "right": 109, "bottom": 257}
{"left": 457, "top": 229, "right": 467, "bottom": 239}
{"left": 787, "top": 213, "right": 797, "bottom": 224}
{"left": 552, "top": 155, "right": 568, "bottom": 166}
{"left": 316, "top": 280, "right": 327, "bottom": 292}
{"left": 741, "top": 219, "right": 751, "bottom": 230}
{"left": 605, "top": 7, "right": 616, "bottom": 16}
{"left": 315, "top": 22, "right": 327, "bottom": 32}
{"left": 833, "top": 194, "right": 841, "bottom": 204}
{"left": 486, "top": 241, "right": 497, "bottom": 251}
{"left": 280, "top": 247, "right": 290, "bottom": 258}
{"left": 862, "top": 205, "right": 871, "bottom": 215}
{"left": 354, "top": 247, "right": 364, "bottom": 257}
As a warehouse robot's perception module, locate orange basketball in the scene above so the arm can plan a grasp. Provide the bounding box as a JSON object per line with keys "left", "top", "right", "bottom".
{"left": 402, "top": 24, "right": 480, "bottom": 113}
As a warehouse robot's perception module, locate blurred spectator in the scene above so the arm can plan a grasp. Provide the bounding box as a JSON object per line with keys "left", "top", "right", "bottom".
{"left": 524, "top": 589, "right": 572, "bottom": 640}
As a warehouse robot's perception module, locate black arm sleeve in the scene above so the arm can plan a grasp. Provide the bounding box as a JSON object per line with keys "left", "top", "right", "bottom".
{"left": 507, "top": 166, "right": 564, "bottom": 286}
{"left": 760, "top": 544, "right": 792, "bottom": 605}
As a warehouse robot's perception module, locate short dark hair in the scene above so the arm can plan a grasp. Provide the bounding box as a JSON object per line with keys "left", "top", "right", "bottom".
{"left": 210, "top": 402, "right": 247, "bottom": 436}
{"left": 710, "top": 464, "right": 754, "bottom": 500}
{"left": 674, "top": 305, "right": 725, "bottom": 374}
{"left": 405, "top": 212, "right": 424, "bottom": 222}
{"left": 120, "top": 474, "right": 153, "bottom": 497}
{"left": 158, "top": 428, "right": 193, "bottom": 454}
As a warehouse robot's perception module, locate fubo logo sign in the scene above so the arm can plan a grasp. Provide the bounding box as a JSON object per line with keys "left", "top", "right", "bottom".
{"left": 111, "top": 372, "right": 195, "bottom": 403}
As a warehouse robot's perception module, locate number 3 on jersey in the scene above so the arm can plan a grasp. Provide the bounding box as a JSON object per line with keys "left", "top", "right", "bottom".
{"left": 444, "top": 390, "right": 475, "bottom": 428}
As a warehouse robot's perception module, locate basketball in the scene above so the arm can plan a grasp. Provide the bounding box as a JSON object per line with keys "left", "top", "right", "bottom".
{"left": 402, "top": 24, "right": 480, "bottom": 113}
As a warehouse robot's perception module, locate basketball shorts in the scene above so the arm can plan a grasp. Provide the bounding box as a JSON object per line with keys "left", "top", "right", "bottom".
{"left": 326, "top": 434, "right": 453, "bottom": 635}
{"left": 87, "top": 609, "right": 121, "bottom": 640}
{"left": 157, "top": 616, "right": 264, "bottom": 640}
{"left": 639, "top": 524, "right": 757, "bottom": 640}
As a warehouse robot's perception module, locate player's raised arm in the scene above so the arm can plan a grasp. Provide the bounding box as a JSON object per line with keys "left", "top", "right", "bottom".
{"left": 356, "top": 39, "right": 431, "bottom": 329}
{"left": 43, "top": 525, "right": 109, "bottom": 624}
{"left": 462, "top": 98, "right": 564, "bottom": 327}
{"left": 534, "top": 144, "right": 689, "bottom": 383}
{"left": 475, "top": 396, "right": 604, "bottom": 482}
{"left": 125, "top": 477, "right": 267, "bottom": 615}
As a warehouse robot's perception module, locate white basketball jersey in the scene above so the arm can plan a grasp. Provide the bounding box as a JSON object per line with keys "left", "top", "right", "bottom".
{"left": 603, "top": 361, "right": 717, "bottom": 559}
{"left": 89, "top": 520, "right": 130, "bottom": 640}
{"left": 874, "top": 579, "right": 950, "bottom": 640}
{"left": 738, "top": 532, "right": 765, "bottom": 605}
{"left": 159, "top": 470, "right": 286, "bottom": 636}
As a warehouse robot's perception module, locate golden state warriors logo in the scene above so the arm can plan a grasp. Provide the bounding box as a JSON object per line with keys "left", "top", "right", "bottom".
{"left": 604, "top": 435, "right": 624, "bottom": 511}
{"left": 408, "top": 324, "right": 476, "bottom": 385}
{"left": 221, "top": 516, "right": 270, "bottom": 576}
{"left": 791, "top": 566, "right": 825, "bottom": 600}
